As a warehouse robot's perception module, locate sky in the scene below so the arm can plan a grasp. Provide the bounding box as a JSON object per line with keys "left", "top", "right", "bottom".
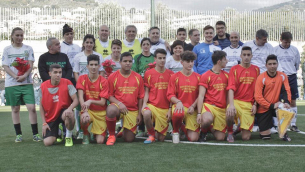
{"left": 99, "top": 0, "right": 292, "bottom": 11}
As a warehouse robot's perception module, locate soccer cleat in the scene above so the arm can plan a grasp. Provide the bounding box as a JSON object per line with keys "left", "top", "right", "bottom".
{"left": 33, "top": 134, "right": 42, "bottom": 142}
{"left": 77, "top": 132, "right": 84, "bottom": 140}
{"left": 172, "top": 133, "right": 180, "bottom": 144}
{"left": 270, "top": 127, "right": 278, "bottom": 134}
{"left": 82, "top": 135, "right": 90, "bottom": 145}
{"left": 15, "top": 134, "right": 23, "bottom": 143}
{"left": 199, "top": 132, "right": 207, "bottom": 142}
{"left": 290, "top": 126, "right": 300, "bottom": 132}
{"left": 227, "top": 133, "right": 234, "bottom": 143}
{"left": 65, "top": 137, "right": 73, "bottom": 147}
{"left": 282, "top": 133, "right": 291, "bottom": 142}
{"left": 106, "top": 135, "right": 116, "bottom": 146}
{"left": 57, "top": 123, "right": 63, "bottom": 142}
{"left": 136, "top": 131, "right": 146, "bottom": 137}
{"left": 144, "top": 135, "right": 155, "bottom": 144}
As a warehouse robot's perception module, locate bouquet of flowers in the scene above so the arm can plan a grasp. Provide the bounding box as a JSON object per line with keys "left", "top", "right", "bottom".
{"left": 102, "top": 59, "right": 116, "bottom": 76}
{"left": 146, "top": 62, "right": 156, "bottom": 71}
{"left": 11, "top": 57, "right": 30, "bottom": 76}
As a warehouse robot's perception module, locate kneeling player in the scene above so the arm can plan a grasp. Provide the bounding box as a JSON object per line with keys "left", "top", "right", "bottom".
{"left": 197, "top": 51, "right": 228, "bottom": 142}
{"left": 167, "top": 51, "right": 200, "bottom": 143}
{"left": 77, "top": 54, "right": 109, "bottom": 144}
{"left": 40, "top": 64, "right": 78, "bottom": 146}
{"left": 142, "top": 49, "right": 174, "bottom": 143}
{"left": 106, "top": 52, "right": 144, "bottom": 145}
{"left": 226, "top": 46, "right": 260, "bottom": 142}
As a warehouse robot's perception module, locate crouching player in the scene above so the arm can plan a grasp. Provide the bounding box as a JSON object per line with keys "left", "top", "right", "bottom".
{"left": 106, "top": 52, "right": 144, "bottom": 145}
{"left": 226, "top": 46, "right": 260, "bottom": 142}
{"left": 167, "top": 51, "right": 200, "bottom": 143}
{"left": 197, "top": 51, "right": 228, "bottom": 142}
{"left": 142, "top": 49, "right": 174, "bottom": 143}
{"left": 76, "top": 54, "right": 109, "bottom": 144}
{"left": 255, "top": 55, "right": 292, "bottom": 141}
{"left": 40, "top": 64, "right": 78, "bottom": 146}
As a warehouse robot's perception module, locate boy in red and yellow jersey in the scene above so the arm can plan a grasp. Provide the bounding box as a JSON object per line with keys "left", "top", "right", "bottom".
{"left": 142, "top": 49, "right": 174, "bottom": 144}
{"left": 76, "top": 54, "right": 109, "bottom": 145}
{"left": 197, "top": 51, "right": 228, "bottom": 142}
{"left": 106, "top": 52, "right": 144, "bottom": 145}
{"left": 226, "top": 46, "right": 260, "bottom": 142}
{"left": 167, "top": 51, "right": 200, "bottom": 143}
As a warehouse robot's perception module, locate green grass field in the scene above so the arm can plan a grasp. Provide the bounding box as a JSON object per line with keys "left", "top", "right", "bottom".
{"left": 1, "top": 102, "right": 305, "bottom": 172}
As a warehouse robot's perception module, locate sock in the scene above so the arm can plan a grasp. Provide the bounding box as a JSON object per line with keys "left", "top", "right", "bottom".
{"left": 201, "top": 125, "right": 212, "bottom": 133}
{"left": 291, "top": 106, "right": 297, "bottom": 126}
{"left": 14, "top": 123, "right": 22, "bottom": 135}
{"left": 147, "top": 127, "right": 155, "bottom": 137}
{"left": 82, "top": 123, "right": 90, "bottom": 135}
{"left": 31, "top": 123, "right": 38, "bottom": 135}
{"left": 106, "top": 116, "right": 116, "bottom": 136}
{"left": 172, "top": 112, "right": 184, "bottom": 133}
{"left": 66, "top": 129, "right": 72, "bottom": 138}
{"left": 273, "top": 117, "right": 278, "bottom": 127}
{"left": 74, "top": 110, "right": 80, "bottom": 132}
{"left": 227, "top": 125, "right": 233, "bottom": 134}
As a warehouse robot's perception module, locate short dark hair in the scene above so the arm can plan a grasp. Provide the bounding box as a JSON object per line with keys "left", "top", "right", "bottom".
{"left": 140, "top": 37, "right": 151, "bottom": 46}
{"left": 82, "top": 34, "right": 96, "bottom": 51}
{"left": 120, "top": 52, "right": 133, "bottom": 62}
{"left": 49, "top": 64, "right": 62, "bottom": 72}
{"left": 171, "top": 40, "right": 184, "bottom": 49}
{"left": 111, "top": 39, "right": 122, "bottom": 48}
{"left": 256, "top": 29, "right": 268, "bottom": 39}
{"left": 241, "top": 46, "right": 252, "bottom": 53}
{"left": 212, "top": 51, "right": 227, "bottom": 65}
{"left": 188, "top": 29, "right": 199, "bottom": 36}
{"left": 215, "top": 21, "right": 226, "bottom": 27}
{"left": 203, "top": 25, "right": 214, "bottom": 31}
{"left": 87, "top": 54, "right": 100, "bottom": 65}
{"left": 181, "top": 51, "right": 197, "bottom": 61}
{"left": 266, "top": 54, "right": 278, "bottom": 64}
{"left": 149, "top": 26, "right": 160, "bottom": 33}
{"left": 177, "top": 28, "right": 186, "bottom": 35}
{"left": 154, "top": 48, "right": 167, "bottom": 57}
{"left": 281, "top": 32, "right": 293, "bottom": 41}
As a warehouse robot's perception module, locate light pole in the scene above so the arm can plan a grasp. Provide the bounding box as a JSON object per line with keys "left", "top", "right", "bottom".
{"left": 151, "top": 0, "right": 155, "bottom": 27}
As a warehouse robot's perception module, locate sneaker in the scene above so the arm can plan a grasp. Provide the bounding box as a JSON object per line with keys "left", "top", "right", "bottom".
{"left": 179, "top": 129, "right": 186, "bottom": 140}
{"left": 198, "top": 132, "right": 207, "bottom": 142}
{"left": 33, "top": 134, "right": 42, "bottom": 142}
{"left": 65, "top": 137, "right": 73, "bottom": 147}
{"left": 144, "top": 135, "right": 155, "bottom": 144}
{"left": 283, "top": 133, "right": 291, "bottom": 142}
{"left": 233, "top": 124, "right": 241, "bottom": 136}
{"left": 90, "top": 133, "right": 96, "bottom": 141}
{"left": 290, "top": 126, "right": 300, "bottom": 132}
{"left": 136, "top": 131, "right": 146, "bottom": 137}
{"left": 270, "top": 127, "right": 278, "bottom": 134}
{"left": 15, "top": 134, "right": 23, "bottom": 143}
{"left": 82, "top": 134, "right": 90, "bottom": 145}
{"left": 106, "top": 135, "right": 116, "bottom": 146}
{"left": 172, "top": 133, "right": 180, "bottom": 144}
{"left": 252, "top": 126, "right": 259, "bottom": 132}
{"left": 77, "top": 132, "right": 84, "bottom": 139}
{"left": 227, "top": 133, "right": 234, "bottom": 143}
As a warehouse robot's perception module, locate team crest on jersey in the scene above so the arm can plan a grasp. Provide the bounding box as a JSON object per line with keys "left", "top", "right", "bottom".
{"left": 159, "top": 75, "right": 164, "bottom": 79}
{"left": 90, "top": 85, "right": 95, "bottom": 88}
{"left": 24, "top": 50, "right": 29, "bottom": 58}
{"left": 217, "top": 77, "right": 222, "bottom": 80}
{"left": 185, "top": 79, "right": 190, "bottom": 82}
{"left": 53, "top": 95, "right": 59, "bottom": 102}
{"left": 124, "top": 80, "right": 129, "bottom": 84}
{"left": 200, "top": 48, "right": 206, "bottom": 53}
{"left": 245, "top": 71, "right": 249, "bottom": 74}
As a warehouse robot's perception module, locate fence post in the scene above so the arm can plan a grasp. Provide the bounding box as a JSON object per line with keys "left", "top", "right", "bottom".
{"left": 151, "top": 0, "right": 155, "bottom": 27}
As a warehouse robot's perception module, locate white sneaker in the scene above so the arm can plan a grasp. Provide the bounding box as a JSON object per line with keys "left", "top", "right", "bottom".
{"left": 77, "top": 132, "right": 83, "bottom": 140}
{"left": 252, "top": 126, "right": 259, "bottom": 132}
{"left": 172, "top": 133, "right": 180, "bottom": 144}
{"left": 270, "top": 127, "right": 278, "bottom": 134}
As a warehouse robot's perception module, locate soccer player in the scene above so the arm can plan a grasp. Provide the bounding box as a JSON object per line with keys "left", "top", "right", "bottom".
{"left": 167, "top": 51, "right": 201, "bottom": 143}
{"left": 188, "top": 29, "right": 200, "bottom": 47}
{"left": 193, "top": 25, "right": 221, "bottom": 75}
{"left": 2, "top": 27, "right": 42, "bottom": 142}
{"left": 76, "top": 54, "right": 109, "bottom": 144}
{"left": 213, "top": 21, "right": 243, "bottom": 50}
{"left": 142, "top": 49, "right": 174, "bottom": 143}
{"left": 197, "top": 51, "right": 228, "bottom": 142}
{"left": 95, "top": 25, "right": 112, "bottom": 58}
{"left": 222, "top": 31, "right": 242, "bottom": 72}
{"left": 226, "top": 46, "right": 260, "bottom": 142}
{"left": 170, "top": 28, "right": 194, "bottom": 54}
{"left": 165, "top": 40, "right": 184, "bottom": 73}
{"left": 275, "top": 32, "right": 300, "bottom": 132}
{"left": 255, "top": 55, "right": 292, "bottom": 141}
{"left": 105, "top": 39, "right": 123, "bottom": 69}
{"left": 105, "top": 52, "right": 144, "bottom": 144}
{"left": 40, "top": 64, "right": 78, "bottom": 146}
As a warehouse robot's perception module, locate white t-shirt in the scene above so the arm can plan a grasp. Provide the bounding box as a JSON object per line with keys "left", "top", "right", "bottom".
{"left": 60, "top": 41, "right": 81, "bottom": 69}
{"left": 99, "top": 39, "right": 110, "bottom": 48}
{"left": 150, "top": 42, "right": 171, "bottom": 58}
{"left": 274, "top": 45, "right": 300, "bottom": 75}
{"left": 104, "top": 55, "right": 121, "bottom": 70}
{"left": 165, "top": 55, "right": 183, "bottom": 73}
{"left": 223, "top": 45, "right": 242, "bottom": 72}
{"left": 2, "top": 44, "right": 34, "bottom": 87}
{"left": 73, "top": 51, "right": 104, "bottom": 76}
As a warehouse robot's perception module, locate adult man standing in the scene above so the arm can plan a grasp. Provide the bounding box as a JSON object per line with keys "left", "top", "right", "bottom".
{"left": 188, "top": 29, "right": 200, "bottom": 47}
{"left": 170, "top": 28, "right": 194, "bottom": 54}
{"left": 222, "top": 31, "right": 242, "bottom": 72}
{"left": 149, "top": 27, "right": 171, "bottom": 58}
{"left": 95, "top": 25, "right": 112, "bottom": 58}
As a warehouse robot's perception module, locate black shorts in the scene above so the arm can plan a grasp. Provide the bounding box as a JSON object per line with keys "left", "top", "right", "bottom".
{"left": 256, "top": 110, "right": 276, "bottom": 132}
{"left": 288, "top": 74, "right": 299, "bottom": 100}
{"left": 43, "top": 109, "right": 66, "bottom": 139}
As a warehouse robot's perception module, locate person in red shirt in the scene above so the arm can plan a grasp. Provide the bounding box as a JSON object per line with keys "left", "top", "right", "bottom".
{"left": 255, "top": 54, "right": 292, "bottom": 141}
{"left": 40, "top": 64, "right": 78, "bottom": 146}
{"left": 142, "top": 49, "right": 174, "bottom": 144}
{"left": 106, "top": 52, "right": 144, "bottom": 145}
{"left": 167, "top": 51, "right": 200, "bottom": 143}
{"left": 76, "top": 54, "right": 109, "bottom": 145}
{"left": 197, "top": 50, "right": 228, "bottom": 142}
{"left": 226, "top": 46, "right": 260, "bottom": 142}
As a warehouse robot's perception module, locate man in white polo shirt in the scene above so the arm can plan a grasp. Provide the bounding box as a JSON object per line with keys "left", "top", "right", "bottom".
{"left": 223, "top": 31, "right": 242, "bottom": 72}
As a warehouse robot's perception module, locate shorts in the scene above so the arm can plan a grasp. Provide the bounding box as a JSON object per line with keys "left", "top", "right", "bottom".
{"left": 83, "top": 109, "right": 107, "bottom": 136}
{"left": 172, "top": 105, "right": 200, "bottom": 133}
{"left": 44, "top": 109, "right": 65, "bottom": 139}
{"left": 256, "top": 109, "right": 276, "bottom": 132}
{"left": 234, "top": 100, "right": 254, "bottom": 131}
{"left": 5, "top": 84, "right": 35, "bottom": 106}
{"left": 288, "top": 74, "right": 299, "bottom": 99}
{"left": 201, "top": 103, "right": 226, "bottom": 133}
{"left": 146, "top": 104, "right": 169, "bottom": 136}
{"left": 118, "top": 110, "right": 138, "bottom": 134}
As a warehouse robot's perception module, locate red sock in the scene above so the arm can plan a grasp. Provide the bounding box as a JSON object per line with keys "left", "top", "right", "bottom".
{"left": 82, "top": 123, "right": 90, "bottom": 135}
{"left": 147, "top": 127, "right": 155, "bottom": 137}
{"left": 106, "top": 116, "right": 116, "bottom": 136}
{"left": 201, "top": 127, "right": 208, "bottom": 133}
{"left": 172, "top": 112, "right": 184, "bottom": 133}
{"left": 227, "top": 125, "right": 233, "bottom": 134}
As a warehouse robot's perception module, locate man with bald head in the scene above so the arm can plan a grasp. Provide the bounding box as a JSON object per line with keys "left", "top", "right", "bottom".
{"left": 222, "top": 31, "right": 242, "bottom": 72}
{"left": 95, "top": 25, "right": 112, "bottom": 58}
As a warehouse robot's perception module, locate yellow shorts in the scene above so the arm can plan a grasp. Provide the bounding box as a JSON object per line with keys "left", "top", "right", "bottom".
{"left": 83, "top": 110, "right": 107, "bottom": 136}
{"left": 234, "top": 99, "right": 254, "bottom": 131}
{"left": 146, "top": 104, "right": 169, "bottom": 136}
{"left": 119, "top": 111, "right": 138, "bottom": 134}
{"left": 201, "top": 103, "right": 226, "bottom": 133}
{"left": 172, "top": 105, "right": 200, "bottom": 133}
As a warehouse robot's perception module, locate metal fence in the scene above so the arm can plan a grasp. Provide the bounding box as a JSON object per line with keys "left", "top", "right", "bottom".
{"left": 1, "top": 7, "right": 305, "bottom": 42}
